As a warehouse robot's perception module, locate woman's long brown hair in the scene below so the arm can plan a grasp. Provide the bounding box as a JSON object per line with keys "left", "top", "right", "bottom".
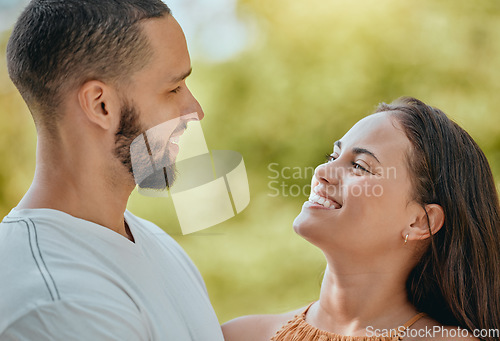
{"left": 376, "top": 97, "right": 500, "bottom": 341}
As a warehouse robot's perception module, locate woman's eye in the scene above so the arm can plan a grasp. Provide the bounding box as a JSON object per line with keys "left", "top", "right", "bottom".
{"left": 325, "top": 152, "right": 374, "bottom": 175}
{"left": 352, "top": 162, "right": 371, "bottom": 174}
{"left": 326, "top": 153, "right": 337, "bottom": 163}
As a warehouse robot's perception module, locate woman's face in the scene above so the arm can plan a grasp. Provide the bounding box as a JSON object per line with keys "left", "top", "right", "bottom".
{"left": 293, "top": 112, "right": 418, "bottom": 256}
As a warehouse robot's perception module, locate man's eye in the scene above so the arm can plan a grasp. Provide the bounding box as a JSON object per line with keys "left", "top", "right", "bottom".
{"left": 170, "top": 86, "right": 182, "bottom": 94}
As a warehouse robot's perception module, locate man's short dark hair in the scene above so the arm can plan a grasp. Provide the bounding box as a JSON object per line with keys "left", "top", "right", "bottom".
{"left": 6, "top": 0, "right": 171, "bottom": 131}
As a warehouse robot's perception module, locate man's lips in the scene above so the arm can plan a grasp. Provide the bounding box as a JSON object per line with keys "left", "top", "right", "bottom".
{"left": 172, "top": 123, "right": 187, "bottom": 136}
{"left": 169, "top": 124, "right": 187, "bottom": 145}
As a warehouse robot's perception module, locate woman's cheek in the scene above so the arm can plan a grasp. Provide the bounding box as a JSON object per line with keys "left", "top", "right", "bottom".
{"left": 343, "top": 176, "right": 379, "bottom": 200}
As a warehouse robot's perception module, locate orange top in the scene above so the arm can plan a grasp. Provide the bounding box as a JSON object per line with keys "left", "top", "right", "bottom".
{"left": 271, "top": 303, "right": 426, "bottom": 341}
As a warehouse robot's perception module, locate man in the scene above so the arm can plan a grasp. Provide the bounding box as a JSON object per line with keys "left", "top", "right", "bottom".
{"left": 0, "top": 0, "right": 224, "bottom": 340}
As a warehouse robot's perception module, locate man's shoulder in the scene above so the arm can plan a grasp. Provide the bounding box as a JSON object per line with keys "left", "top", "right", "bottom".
{"left": 125, "top": 210, "right": 170, "bottom": 237}
{"left": 0, "top": 210, "right": 145, "bottom": 320}
{"left": 0, "top": 210, "right": 33, "bottom": 232}
{"left": 1, "top": 299, "right": 147, "bottom": 340}
{"left": 125, "top": 210, "right": 184, "bottom": 250}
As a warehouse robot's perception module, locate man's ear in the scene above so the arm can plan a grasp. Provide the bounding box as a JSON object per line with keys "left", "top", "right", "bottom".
{"left": 78, "top": 80, "right": 120, "bottom": 131}
{"left": 407, "top": 204, "right": 445, "bottom": 241}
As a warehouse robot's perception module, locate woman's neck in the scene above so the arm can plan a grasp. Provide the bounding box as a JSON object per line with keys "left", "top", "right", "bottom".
{"left": 308, "top": 262, "right": 418, "bottom": 336}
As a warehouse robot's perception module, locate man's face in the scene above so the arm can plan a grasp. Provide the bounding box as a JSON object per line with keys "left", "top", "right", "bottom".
{"left": 128, "top": 15, "right": 203, "bottom": 131}
{"left": 113, "top": 15, "right": 203, "bottom": 190}
{"left": 113, "top": 100, "right": 177, "bottom": 190}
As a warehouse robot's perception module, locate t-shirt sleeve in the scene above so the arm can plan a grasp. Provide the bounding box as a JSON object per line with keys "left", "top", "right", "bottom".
{"left": 0, "top": 300, "right": 149, "bottom": 341}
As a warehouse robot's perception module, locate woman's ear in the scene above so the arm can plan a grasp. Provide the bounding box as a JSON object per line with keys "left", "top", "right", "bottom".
{"left": 78, "top": 80, "right": 120, "bottom": 131}
{"left": 407, "top": 204, "right": 445, "bottom": 241}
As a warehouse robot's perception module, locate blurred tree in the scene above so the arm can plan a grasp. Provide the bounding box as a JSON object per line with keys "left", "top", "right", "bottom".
{"left": 0, "top": 32, "right": 35, "bottom": 218}
{"left": 197, "top": 0, "right": 500, "bottom": 182}
{"left": 186, "top": 0, "right": 500, "bottom": 321}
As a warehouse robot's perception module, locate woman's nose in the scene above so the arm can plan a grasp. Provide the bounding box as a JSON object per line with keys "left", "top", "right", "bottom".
{"left": 314, "top": 162, "right": 340, "bottom": 186}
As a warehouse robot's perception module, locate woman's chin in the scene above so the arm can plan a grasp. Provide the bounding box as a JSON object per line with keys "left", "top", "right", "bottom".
{"left": 292, "top": 202, "right": 341, "bottom": 246}
{"left": 293, "top": 208, "right": 319, "bottom": 239}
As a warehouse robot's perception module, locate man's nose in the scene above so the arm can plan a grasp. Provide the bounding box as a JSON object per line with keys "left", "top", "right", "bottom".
{"left": 195, "top": 101, "right": 204, "bottom": 120}
{"left": 183, "top": 88, "right": 204, "bottom": 121}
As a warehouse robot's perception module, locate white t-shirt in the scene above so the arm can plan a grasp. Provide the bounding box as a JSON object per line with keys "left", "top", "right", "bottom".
{"left": 0, "top": 208, "right": 224, "bottom": 341}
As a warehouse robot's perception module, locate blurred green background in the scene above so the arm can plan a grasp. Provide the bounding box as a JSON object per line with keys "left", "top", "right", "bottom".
{"left": 1, "top": 0, "right": 499, "bottom": 324}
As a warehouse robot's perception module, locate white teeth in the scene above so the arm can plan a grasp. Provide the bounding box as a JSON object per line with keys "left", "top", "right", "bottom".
{"left": 309, "top": 192, "right": 338, "bottom": 209}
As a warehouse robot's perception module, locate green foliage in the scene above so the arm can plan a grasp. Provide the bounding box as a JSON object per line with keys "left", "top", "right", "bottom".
{"left": 0, "top": 31, "right": 36, "bottom": 219}
{"left": 184, "top": 0, "right": 500, "bottom": 321}
{"left": 1, "top": 0, "right": 499, "bottom": 324}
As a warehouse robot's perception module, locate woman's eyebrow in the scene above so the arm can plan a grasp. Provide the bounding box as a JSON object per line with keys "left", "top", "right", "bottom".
{"left": 334, "top": 140, "right": 381, "bottom": 164}
{"left": 352, "top": 147, "right": 381, "bottom": 164}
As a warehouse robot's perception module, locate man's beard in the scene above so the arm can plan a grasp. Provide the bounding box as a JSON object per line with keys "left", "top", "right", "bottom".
{"left": 113, "top": 102, "right": 176, "bottom": 190}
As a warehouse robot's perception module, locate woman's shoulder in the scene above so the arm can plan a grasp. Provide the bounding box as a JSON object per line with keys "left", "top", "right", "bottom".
{"left": 221, "top": 306, "right": 306, "bottom": 341}
{"left": 221, "top": 307, "right": 481, "bottom": 341}
{"left": 404, "top": 316, "right": 480, "bottom": 341}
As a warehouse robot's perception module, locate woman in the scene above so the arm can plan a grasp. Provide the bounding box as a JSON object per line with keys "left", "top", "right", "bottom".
{"left": 222, "top": 97, "right": 500, "bottom": 341}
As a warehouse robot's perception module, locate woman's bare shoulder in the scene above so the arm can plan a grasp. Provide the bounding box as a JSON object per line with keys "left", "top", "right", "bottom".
{"left": 221, "top": 306, "right": 305, "bottom": 341}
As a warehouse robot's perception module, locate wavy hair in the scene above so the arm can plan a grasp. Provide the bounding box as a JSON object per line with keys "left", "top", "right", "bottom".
{"left": 375, "top": 97, "right": 500, "bottom": 341}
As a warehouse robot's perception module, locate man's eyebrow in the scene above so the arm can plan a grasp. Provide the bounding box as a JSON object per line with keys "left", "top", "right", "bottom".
{"left": 170, "top": 68, "right": 192, "bottom": 83}
{"left": 334, "top": 140, "right": 381, "bottom": 164}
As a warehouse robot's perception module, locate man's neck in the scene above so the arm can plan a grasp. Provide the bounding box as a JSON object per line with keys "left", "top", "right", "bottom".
{"left": 18, "top": 142, "right": 135, "bottom": 242}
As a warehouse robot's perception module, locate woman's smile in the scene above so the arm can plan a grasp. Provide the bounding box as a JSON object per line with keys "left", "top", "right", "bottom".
{"left": 307, "top": 183, "right": 342, "bottom": 209}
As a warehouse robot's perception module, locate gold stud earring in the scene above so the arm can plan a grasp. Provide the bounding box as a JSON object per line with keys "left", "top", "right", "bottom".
{"left": 404, "top": 234, "right": 409, "bottom": 245}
